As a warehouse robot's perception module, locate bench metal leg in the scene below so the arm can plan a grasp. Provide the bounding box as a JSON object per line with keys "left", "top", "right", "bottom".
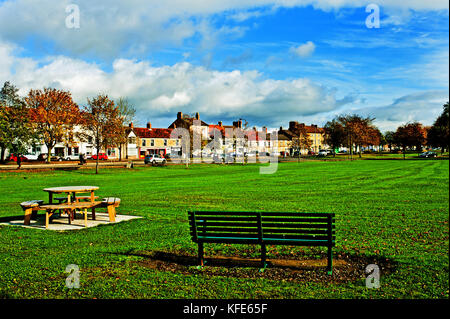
{"left": 92, "top": 208, "right": 96, "bottom": 220}
{"left": 327, "top": 246, "right": 333, "bottom": 275}
{"left": 261, "top": 244, "right": 267, "bottom": 269}
{"left": 198, "top": 242, "right": 204, "bottom": 266}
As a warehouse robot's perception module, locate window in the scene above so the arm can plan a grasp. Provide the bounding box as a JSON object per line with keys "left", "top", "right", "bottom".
{"left": 142, "top": 139, "right": 146, "bottom": 147}
{"left": 176, "top": 140, "right": 179, "bottom": 146}
{"left": 128, "top": 137, "right": 136, "bottom": 144}
{"left": 151, "top": 139, "right": 155, "bottom": 146}
{"left": 164, "top": 139, "right": 167, "bottom": 146}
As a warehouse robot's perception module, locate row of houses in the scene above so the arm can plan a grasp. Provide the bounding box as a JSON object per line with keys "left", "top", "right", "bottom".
{"left": 18, "top": 111, "right": 328, "bottom": 160}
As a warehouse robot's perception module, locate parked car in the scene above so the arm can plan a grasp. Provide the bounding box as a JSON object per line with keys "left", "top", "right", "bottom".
{"left": 50, "top": 155, "right": 64, "bottom": 161}
{"left": 23, "top": 153, "right": 39, "bottom": 160}
{"left": 8, "top": 154, "right": 28, "bottom": 162}
{"left": 37, "top": 153, "right": 48, "bottom": 161}
{"left": 64, "top": 154, "right": 81, "bottom": 161}
{"left": 91, "top": 153, "right": 108, "bottom": 160}
{"left": 317, "top": 149, "right": 328, "bottom": 157}
{"left": 419, "top": 151, "right": 437, "bottom": 158}
{"left": 144, "top": 154, "right": 166, "bottom": 165}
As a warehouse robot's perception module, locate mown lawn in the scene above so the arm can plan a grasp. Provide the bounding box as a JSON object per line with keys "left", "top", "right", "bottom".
{"left": 0, "top": 159, "right": 448, "bottom": 298}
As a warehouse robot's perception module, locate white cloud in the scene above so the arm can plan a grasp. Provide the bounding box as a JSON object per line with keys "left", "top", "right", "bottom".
{"left": 356, "top": 90, "right": 449, "bottom": 131}
{"left": 0, "top": 40, "right": 348, "bottom": 127}
{"left": 290, "top": 41, "right": 316, "bottom": 58}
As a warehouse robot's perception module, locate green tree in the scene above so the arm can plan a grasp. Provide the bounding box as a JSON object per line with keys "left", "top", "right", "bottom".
{"left": 323, "top": 119, "right": 346, "bottom": 157}
{"left": 427, "top": 102, "right": 449, "bottom": 153}
{"left": 384, "top": 131, "right": 396, "bottom": 151}
{"left": 0, "top": 81, "right": 34, "bottom": 162}
{"left": 116, "top": 97, "right": 136, "bottom": 161}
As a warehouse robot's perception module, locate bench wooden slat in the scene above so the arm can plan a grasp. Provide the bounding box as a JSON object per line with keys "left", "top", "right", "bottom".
{"left": 261, "top": 222, "right": 332, "bottom": 229}
{"left": 190, "top": 211, "right": 335, "bottom": 217}
{"left": 262, "top": 228, "right": 334, "bottom": 235}
{"left": 261, "top": 217, "right": 331, "bottom": 223}
{"left": 196, "top": 226, "right": 260, "bottom": 233}
{"left": 190, "top": 221, "right": 259, "bottom": 228}
{"left": 196, "top": 232, "right": 260, "bottom": 239}
{"left": 193, "top": 216, "right": 258, "bottom": 222}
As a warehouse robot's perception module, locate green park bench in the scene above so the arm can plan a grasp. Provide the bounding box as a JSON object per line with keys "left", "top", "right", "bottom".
{"left": 188, "top": 211, "right": 336, "bottom": 274}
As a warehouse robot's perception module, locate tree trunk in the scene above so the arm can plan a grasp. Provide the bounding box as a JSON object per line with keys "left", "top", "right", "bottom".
{"left": 403, "top": 146, "right": 406, "bottom": 160}
{"left": 96, "top": 146, "right": 100, "bottom": 174}
{"left": 46, "top": 143, "right": 53, "bottom": 163}
{"left": 0, "top": 147, "right": 5, "bottom": 163}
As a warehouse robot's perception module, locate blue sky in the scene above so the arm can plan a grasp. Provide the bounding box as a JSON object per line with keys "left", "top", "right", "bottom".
{"left": 0, "top": 0, "right": 448, "bottom": 131}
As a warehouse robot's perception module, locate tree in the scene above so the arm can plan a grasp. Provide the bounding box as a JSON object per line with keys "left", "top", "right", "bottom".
{"left": 26, "top": 88, "right": 80, "bottom": 163}
{"left": 324, "top": 119, "right": 346, "bottom": 157}
{"left": 394, "top": 122, "right": 426, "bottom": 159}
{"left": 335, "top": 114, "right": 378, "bottom": 159}
{"left": 80, "top": 94, "right": 124, "bottom": 174}
{"left": 0, "top": 82, "right": 34, "bottom": 162}
{"left": 116, "top": 97, "right": 136, "bottom": 161}
{"left": 384, "top": 131, "right": 396, "bottom": 151}
{"left": 290, "top": 125, "right": 312, "bottom": 162}
{"left": 427, "top": 102, "right": 449, "bottom": 153}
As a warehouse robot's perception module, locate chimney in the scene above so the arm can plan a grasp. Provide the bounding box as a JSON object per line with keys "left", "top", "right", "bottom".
{"left": 147, "top": 122, "right": 152, "bottom": 129}
{"left": 280, "top": 126, "right": 283, "bottom": 131}
{"left": 195, "top": 112, "right": 200, "bottom": 120}
{"left": 289, "top": 121, "right": 297, "bottom": 130}
{"left": 129, "top": 122, "right": 133, "bottom": 128}
{"left": 218, "top": 121, "right": 223, "bottom": 127}
{"left": 177, "top": 112, "right": 183, "bottom": 120}
{"left": 262, "top": 126, "right": 267, "bottom": 133}
{"left": 238, "top": 120, "right": 242, "bottom": 128}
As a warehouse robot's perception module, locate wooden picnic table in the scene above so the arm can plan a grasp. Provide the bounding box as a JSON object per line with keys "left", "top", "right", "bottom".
{"left": 43, "top": 186, "right": 99, "bottom": 204}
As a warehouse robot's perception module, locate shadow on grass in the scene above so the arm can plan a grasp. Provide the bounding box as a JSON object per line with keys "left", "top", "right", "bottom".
{"left": 109, "top": 250, "right": 397, "bottom": 283}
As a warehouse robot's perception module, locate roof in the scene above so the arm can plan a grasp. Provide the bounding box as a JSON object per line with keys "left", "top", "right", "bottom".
{"left": 304, "top": 125, "right": 324, "bottom": 134}
{"left": 133, "top": 127, "right": 173, "bottom": 139}
{"left": 168, "top": 117, "right": 209, "bottom": 129}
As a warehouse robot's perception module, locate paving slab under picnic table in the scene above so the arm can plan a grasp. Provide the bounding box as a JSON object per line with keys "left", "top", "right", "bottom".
{"left": 0, "top": 212, "right": 142, "bottom": 231}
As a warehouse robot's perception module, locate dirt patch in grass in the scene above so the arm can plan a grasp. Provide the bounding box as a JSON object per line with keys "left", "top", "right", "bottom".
{"left": 133, "top": 251, "right": 396, "bottom": 284}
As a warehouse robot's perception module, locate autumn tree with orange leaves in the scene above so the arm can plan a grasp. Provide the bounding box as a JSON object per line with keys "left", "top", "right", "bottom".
{"left": 394, "top": 122, "right": 426, "bottom": 159}
{"left": 335, "top": 114, "right": 380, "bottom": 159}
{"left": 26, "top": 88, "right": 80, "bottom": 163}
{"left": 79, "top": 95, "right": 125, "bottom": 174}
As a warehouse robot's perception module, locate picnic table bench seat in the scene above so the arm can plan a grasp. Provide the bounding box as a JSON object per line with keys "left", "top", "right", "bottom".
{"left": 188, "top": 211, "right": 336, "bottom": 274}
{"left": 40, "top": 201, "right": 102, "bottom": 228}
{"left": 20, "top": 200, "right": 44, "bottom": 225}
{"left": 99, "top": 197, "right": 121, "bottom": 222}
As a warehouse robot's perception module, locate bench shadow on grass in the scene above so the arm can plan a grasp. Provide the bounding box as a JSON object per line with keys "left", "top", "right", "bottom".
{"left": 110, "top": 250, "right": 397, "bottom": 283}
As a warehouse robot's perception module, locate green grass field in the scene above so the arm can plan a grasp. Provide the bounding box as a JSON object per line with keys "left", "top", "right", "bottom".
{"left": 0, "top": 159, "right": 448, "bottom": 299}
